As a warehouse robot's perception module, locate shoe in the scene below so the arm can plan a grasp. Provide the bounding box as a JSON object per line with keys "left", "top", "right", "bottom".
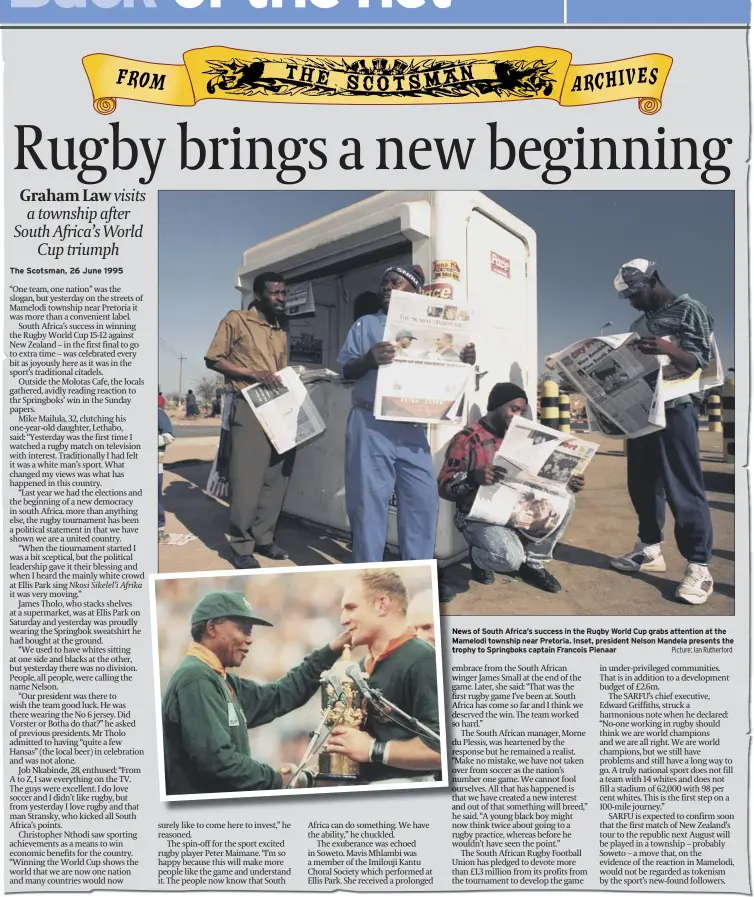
{"left": 610, "top": 541, "right": 666, "bottom": 573}
{"left": 255, "top": 543, "right": 289, "bottom": 561}
{"left": 676, "top": 563, "right": 713, "bottom": 605}
{"left": 469, "top": 551, "right": 495, "bottom": 585}
{"left": 231, "top": 553, "right": 261, "bottom": 570}
{"left": 518, "top": 563, "right": 562, "bottom": 593}
{"left": 158, "top": 529, "right": 170, "bottom": 544}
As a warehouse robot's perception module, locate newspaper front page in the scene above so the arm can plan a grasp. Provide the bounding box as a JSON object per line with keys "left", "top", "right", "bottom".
{"left": 2, "top": 2, "right": 749, "bottom": 896}
{"left": 375, "top": 291, "right": 473, "bottom": 424}
{"left": 242, "top": 366, "right": 326, "bottom": 454}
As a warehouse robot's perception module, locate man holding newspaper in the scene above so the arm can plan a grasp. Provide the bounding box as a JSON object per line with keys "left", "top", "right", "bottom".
{"left": 609, "top": 259, "right": 716, "bottom": 604}
{"left": 438, "top": 383, "right": 591, "bottom": 594}
{"left": 205, "top": 272, "right": 293, "bottom": 569}
{"left": 545, "top": 259, "right": 721, "bottom": 605}
{"left": 337, "top": 264, "right": 476, "bottom": 563}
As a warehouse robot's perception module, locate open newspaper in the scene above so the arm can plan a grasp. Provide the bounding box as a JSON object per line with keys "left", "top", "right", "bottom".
{"left": 241, "top": 366, "right": 326, "bottom": 454}
{"left": 546, "top": 332, "right": 723, "bottom": 438}
{"left": 468, "top": 416, "right": 598, "bottom": 541}
{"left": 375, "top": 290, "right": 474, "bottom": 424}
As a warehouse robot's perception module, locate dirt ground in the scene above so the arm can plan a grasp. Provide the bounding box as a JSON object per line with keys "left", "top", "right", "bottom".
{"left": 159, "top": 426, "right": 735, "bottom": 617}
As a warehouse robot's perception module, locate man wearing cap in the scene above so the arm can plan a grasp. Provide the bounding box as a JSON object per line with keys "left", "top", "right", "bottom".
{"left": 393, "top": 329, "right": 421, "bottom": 358}
{"left": 326, "top": 570, "right": 441, "bottom": 783}
{"left": 337, "top": 265, "right": 476, "bottom": 563}
{"left": 205, "top": 272, "right": 293, "bottom": 570}
{"left": 161, "top": 590, "right": 351, "bottom": 795}
{"left": 437, "top": 382, "right": 586, "bottom": 594}
{"left": 611, "top": 259, "right": 715, "bottom": 605}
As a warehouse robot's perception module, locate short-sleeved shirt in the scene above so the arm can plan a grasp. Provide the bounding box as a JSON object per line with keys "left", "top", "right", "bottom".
{"left": 630, "top": 293, "right": 713, "bottom": 409}
{"left": 205, "top": 306, "right": 288, "bottom": 393}
{"left": 358, "top": 637, "right": 441, "bottom": 782}
{"left": 337, "top": 311, "right": 388, "bottom": 405}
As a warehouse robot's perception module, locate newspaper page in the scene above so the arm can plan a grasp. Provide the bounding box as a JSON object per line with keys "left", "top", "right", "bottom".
{"left": 547, "top": 333, "right": 724, "bottom": 438}
{"left": 659, "top": 334, "right": 724, "bottom": 403}
{"left": 468, "top": 417, "right": 598, "bottom": 541}
{"left": 241, "top": 366, "right": 326, "bottom": 454}
{"left": 375, "top": 290, "right": 473, "bottom": 423}
{"left": 2, "top": 1, "right": 750, "bottom": 896}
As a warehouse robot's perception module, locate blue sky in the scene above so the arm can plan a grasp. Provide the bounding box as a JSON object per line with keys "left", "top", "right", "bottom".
{"left": 158, "top": 190, "right": 734, "bottom": 395}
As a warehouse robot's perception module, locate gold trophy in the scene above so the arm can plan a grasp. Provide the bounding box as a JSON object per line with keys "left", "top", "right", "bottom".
{"left": 283, "top": 647, "right": 367, "bottom": 789}
{"left": 317, "top": 647, "right": 365, "bottom": 782}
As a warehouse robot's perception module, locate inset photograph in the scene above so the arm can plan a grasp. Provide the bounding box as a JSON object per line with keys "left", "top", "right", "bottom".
{"left": 150, "top": 561, "right": 446, "bottom": 801}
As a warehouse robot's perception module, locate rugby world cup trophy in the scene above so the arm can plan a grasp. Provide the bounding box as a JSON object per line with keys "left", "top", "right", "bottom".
{"left": 317, "top": 646, "right": 365, "bottom": 782}
{"left": 283, "top": 647, "right": 366, "bottom": 789}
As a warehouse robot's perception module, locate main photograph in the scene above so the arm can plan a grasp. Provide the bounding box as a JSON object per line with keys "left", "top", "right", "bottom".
{"left": 157, "top": 189, "right": 734, "bottom": 617}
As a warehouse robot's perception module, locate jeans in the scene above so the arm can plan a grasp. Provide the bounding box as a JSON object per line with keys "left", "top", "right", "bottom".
{"left": 626, "top": 403, "right": 713, "bottom": 563}
{"left": 463, "top": 494, "right": 575, "bottom": 573}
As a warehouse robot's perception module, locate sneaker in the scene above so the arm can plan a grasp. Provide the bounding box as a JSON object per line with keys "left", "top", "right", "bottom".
{"left": 158, "top": 529, "right": 170, "bottom": 544}
{"left": 518, "top": 563, "right": 562, "bottom": 593}
{"left": 676, "top": 563, "right": 714, "bottom": 605}
{"left": 469, "top": 551, "right": 495, "bottom": 585}
{"left": 610, "top": 541, "right": 666, "bottom": 573}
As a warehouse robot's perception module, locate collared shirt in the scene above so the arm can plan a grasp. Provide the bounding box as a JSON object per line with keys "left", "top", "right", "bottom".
{"left": 205, "top": 305, "right": 288, "bottom": 393}
{"left": 358, "top": 637, "right": 440, "bottom": 783}
{"left": 365, "top": 628, "right": 417, "bottom": 675}
{"left": 186, "top": 641, "right": 226, "bottom": 676}
{"left": 630, "top": 293, "right": 713, "bottom": 409}
{"left": 337, "top": 310, "right": 388, "bottom": 405}
{"left": 437, "top": 417, "right": 502, "bottom": 528}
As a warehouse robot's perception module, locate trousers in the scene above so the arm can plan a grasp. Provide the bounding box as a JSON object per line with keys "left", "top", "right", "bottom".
{"left": 463, "top": 494, "right": 575, "bottom": 573}
{"left": 626, "top": 402, "right": 713, "bottom": 563}
{"left": 345, "top": 406, "right": 438, "bottom": 563}
{"left": 228, "top": 395, "right": 296, "bottom": 557}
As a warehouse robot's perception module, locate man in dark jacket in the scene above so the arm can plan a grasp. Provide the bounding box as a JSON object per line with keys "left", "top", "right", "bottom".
{"left": 161, "top": 590, "right": 350, "bottom": 795}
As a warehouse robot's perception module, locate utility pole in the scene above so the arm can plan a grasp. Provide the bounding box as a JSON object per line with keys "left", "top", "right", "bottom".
{"left": 177, "top": 354, "right": 187, "bottom": 404}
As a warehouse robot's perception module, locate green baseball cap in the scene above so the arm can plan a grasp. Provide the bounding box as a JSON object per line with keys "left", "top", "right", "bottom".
{"left": 190, "top": 590, "right": 273, "bottom": 627}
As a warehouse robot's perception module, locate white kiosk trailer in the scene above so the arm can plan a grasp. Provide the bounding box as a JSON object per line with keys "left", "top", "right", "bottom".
{"left": 235, "top": 191, "right": 537, "bottom": 564}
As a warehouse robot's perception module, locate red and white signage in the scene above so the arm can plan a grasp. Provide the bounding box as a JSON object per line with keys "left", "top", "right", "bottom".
{"left": 490, "top": 251, "right": 511, "bottom": 278}
{"left": 422, "top": 282, "right": 454, "bottom": 301}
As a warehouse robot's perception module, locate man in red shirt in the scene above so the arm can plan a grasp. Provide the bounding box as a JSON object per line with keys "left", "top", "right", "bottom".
{"left": 437, "top": 383, "right": 585, "bottom": 594}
